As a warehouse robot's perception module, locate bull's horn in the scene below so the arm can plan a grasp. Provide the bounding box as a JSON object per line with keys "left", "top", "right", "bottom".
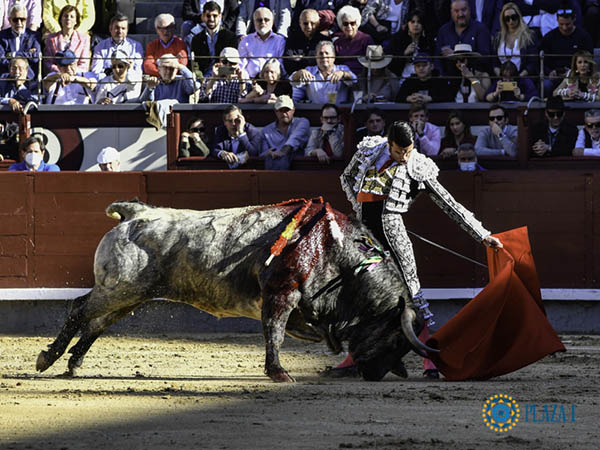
{"left": 401, "top": 307, "right": 440, "bottom": 358}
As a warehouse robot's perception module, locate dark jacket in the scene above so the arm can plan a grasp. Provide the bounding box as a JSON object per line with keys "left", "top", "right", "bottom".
{"left": 492, "top": 33, "right": 539, "bottom": 76}
{"left": 467, "top": 0, "right": 503, "bottom": 36}
{"left": 284, "top": 29, "right": 330, "bottom": 74}
{"left": 529, "top": 120, "right": 578, "bottom": 157}
{"left": 212, "top": 123, "right": 262, "bottom": 160}
{"left": 396, "top": 71, "right": 452, "bottom": 102}
{"left": 387, "top": 31, "right": 434, "bottom": 77}
{"left": 0, "top": 28, "right": 42, "bottom": 76}
{"left": 183, "top": 0, "right": 239, "bottom": 30}
{"left": 191, "top": 27, "right": 238, "bottom": 77}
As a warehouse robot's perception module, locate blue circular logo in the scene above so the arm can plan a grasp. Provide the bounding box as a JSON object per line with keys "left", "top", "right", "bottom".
{"left": 482, "top": 394, "right": 520, "bottom": 433}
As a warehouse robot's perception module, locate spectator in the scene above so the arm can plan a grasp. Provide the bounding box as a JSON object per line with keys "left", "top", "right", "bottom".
{"left": 1, "top": 0, "right": 41, "bottom": 31}
{"left": 457, "top": 142, "right": 485, "bottom": 171}
{"left": 97, "top": 146, "right": 121, "bottom": 171}
{"left": 140, "top": 54, "right": 196, "bottom": 103}
{"left": 43, "top": 49, "right": 97, "bottom": 104}
{"left": 44, "top": 5, "right": 90, "bottom": 75}
{"left": 95, "top": 50, "right": 142, "bottom": 104}
{"left": 143, "top": 13, "right": 189, "bottom": 78}
{"left": 530, "top": 96, "right": 578, "bottom": 157}
{"left": 388, "top": 9, "right": 434, "bottom": 81}
{"left": 467, "top": 0, "right": 503, "bottom": 37}
{"left": 511, "top": 0, "right": 584, "bottom": 37}
{"left": 553, "top": 50, "right": 600, "bottom": 102}
{"left": 492, "top": 2, "right": 538, "bottom": 80}
{"left": 236, "top": 0, "right": 292, "bottom": 39}
{"left": 434, "top": 0, "right": 492, "bottom": 75}
{"left": 485, "top": 61, "right": 537, "bottom": 102}
{"left": 352, "top": 0, "right": 407, "bottom": 44}
{"left": 438, "top": 110, "right": 477, "bottom": 159}
{"left": 305, "top": 103, "right": 345, "bottom": 164}
{"left": 334, "top": 5, "right": 375, "bottom": 76}
{"left": 182, "top": 0, "right": 239, "bottom": 40}
{"left": 355, "top": 107, "right": 386, "bottom": 143}
{"left": 202, "top": 47, "right": 251, "bottom": 103}
{"left": 241, "top": 58, "right": 291, "bottom": 103}
{"left": 289, "top": 1, "right": 344, "bottom": 34}
{"left": 238, "top": 7, "right": 286, "bottom": 79}
{"left": 540, "top": 8, "right": 593, "bottom": 96}
{"left": 0, "top": 57, "right": 37, "bottom": 112}
{"left": 9, "top": 135, "right": 60, "bottom": 171}
{"left": 179, "top": 117, "right": 210, "bottom": 158}
{"left": 475, "top": 104, "right": 518, "bottom": 157}
{"left": 42, "top": 0, "right": 95, "bottom": 35}
{"left": 573, "top": 109, "right": 600, "bottom": 156}
{"left": 408, "top": 102, "right": 441, "bottom": 156}
{"left": 583, "top": 0, "right": 600, "bottom": 47}
{"left": 213, "top": 105, "right": 262, "bottom": 168}
{"left": 446, "top": 43, "right": 491, "bottom": 103}
{"left": 0, "top": 3, "right": 41, "bottom": 77}
{"left": 396, "top": 52, "right": 450, "bottom": 103}
{"left": 284, "top": 8, "right": 329, "bottom": 74}
{"left": 190, "top": 2, "right": 237, "bottom": 78}
{"left": 260, "top": 95, "right": 310, "bottom": 170}
{"left": 357, "top": 44, "right": 399, "bottom": 103}
{"left": 91, "top": 14, "right": 144, "bottom": 78}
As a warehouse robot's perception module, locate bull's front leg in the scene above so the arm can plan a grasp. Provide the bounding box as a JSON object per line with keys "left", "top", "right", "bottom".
{"left": 261, "top": 289, "right": 301, "bottom": 383}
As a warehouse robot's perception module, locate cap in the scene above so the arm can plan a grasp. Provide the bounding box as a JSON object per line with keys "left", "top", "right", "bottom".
{"left": 111, "top": 49, "right": 131, "bottom": 66}
{"left": 220, "top": 47, "right": 241, "bottom": 65}
{"left": 274, "top": 95, "right": 294, "bottom": 110}
{"left": 412, "top": 52, "right": 433, "bottom": 64}
{"left": 56, "top": 49, "right": 77, "bottom": 66}
{"left": 97, "top": 147, "right": 120, "bottom": 164}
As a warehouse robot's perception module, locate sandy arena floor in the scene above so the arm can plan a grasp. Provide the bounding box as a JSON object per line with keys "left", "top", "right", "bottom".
{"left": 1, "top": 333, "right": 599, "bottom": 450}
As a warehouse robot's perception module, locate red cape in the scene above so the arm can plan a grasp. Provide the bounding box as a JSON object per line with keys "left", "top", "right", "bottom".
{"left": 427, "top": 227, "right": 566, "bottom": 381}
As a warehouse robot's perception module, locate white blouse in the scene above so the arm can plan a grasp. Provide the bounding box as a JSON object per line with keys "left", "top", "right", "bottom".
{"left": 498, "top": 39, "right": 521, "bottom": 71}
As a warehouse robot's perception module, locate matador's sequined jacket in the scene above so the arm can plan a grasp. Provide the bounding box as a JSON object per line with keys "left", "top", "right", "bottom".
{"left": 340, "top": 135, "right": 490, "bottom": 297}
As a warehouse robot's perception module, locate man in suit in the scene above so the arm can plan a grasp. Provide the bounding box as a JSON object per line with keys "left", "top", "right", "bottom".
{"left": 191, "top": 1, "right": 238, "bottom": 77}
{"left": 213, "top": 105, "right": 262, "bottom": 169}
{"left": 530, "top": 96, "right": 578, "bottom": 157}
{"left": 0, "top": 3, "right": 41, "bottom": 77}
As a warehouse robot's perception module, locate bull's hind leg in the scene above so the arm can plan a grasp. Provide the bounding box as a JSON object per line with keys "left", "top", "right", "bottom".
{"left": 261, "top": 289, "right": 301, "bottom": 383}
{"left": 36, "top": 293, "right": 90, "bottom": 372}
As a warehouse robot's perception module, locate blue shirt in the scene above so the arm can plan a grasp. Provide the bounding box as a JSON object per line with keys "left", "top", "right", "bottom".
{"left": 139, "top": 66, "right": 197, "bottom": 103}
{"left": 260, "top": 116, "right": 310, "bottom": 170}
{"left": 434, "top": 20, "right": 491, "bottom": 74}
{"left": 9, "top": 160, "right": 60, "bottom": 171}
{"left": 291, "top": 64, "right": 357, "bottom": 104}
{"left": 91, "top": 37, "right": 144, "bottom": 77}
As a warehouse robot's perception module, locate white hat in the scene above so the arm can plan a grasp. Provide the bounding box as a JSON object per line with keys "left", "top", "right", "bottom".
{"left": 97, "top": 147, "right": 120, "bottom": 164}
{"left": 358, "top": 45, "right": 392, "bottom": 69}
{"left": 451, "top": 43, "right": 481, "bottom": 57}
{"left": 220, "top": 47, "right": 241, "bottom": 64}
{"left": 274, "top": 95, "right": 294, "bottom": 110}
{"left": 111, "top": 49, "right": 132, "bottom": 66}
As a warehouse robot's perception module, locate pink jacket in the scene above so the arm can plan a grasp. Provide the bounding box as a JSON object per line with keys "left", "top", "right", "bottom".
{"left": 44, "top": 30, "right": 90, "bottom": 74}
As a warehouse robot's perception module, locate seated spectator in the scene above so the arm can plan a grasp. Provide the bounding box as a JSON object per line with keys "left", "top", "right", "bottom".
{"left": 540, "top": 8, "right": 593, "bottom": 97}
{"left": 291, "top": 40, "right": 357, "bottom": 104}
{"left": 357, "top": 44, "right": 399, "bottom": 103}
{"left": 143, "top": 14, "right": 189, "bottom": 78}
{"left": 43, "top": 50, "right": 97, "bottom": 104}
{"left": 396, "top": 52, "right": 450, "bottom": 103}
{"left": 9, "top": 135, "right": 60, "bottom": 171}
{"left": 0, "top": 4, "right": 41, "bottom": 78}
{"left": 44, "top": 5, "right": 90, "bottom": 75}
{"left": 289, "top": 0, "right": 344, "bottom": 33}
{"left": 530, "top": 96, "right": 578, "bottom": 157}
{"left": 512, "top": 0, "right": 584, "bottom": 37}
{"left": 179, "top": 117, "right": 210, "bottom": 158}
{"left": 42, "top": 0, "right": 95, "bottom": 35}
{"left": 182, "top": 0, "right": 239, "bottom": 43}
{"left": 553, "top": 50, "right": 600, "bottom": 102}
{"left": 190, "top": 2, "right": 237, "bottom": 78}
{"left": 434, "top": 0, "right": 492, "bottom": 76}
{"left": 475, "top": 104, "right": 517, "bottom": 157}
{"left": 140, "top": 54, "right": 196, "bottom": 103}
{"left": 284, "top": 8, "right": 329, "bottom": 74}
{"left": 236, "top": 0, "right": 292, "bottom": 39}
{"left": 260, "top": 95, "right": 310, "bottom": 170}
{"left": 355, "top": 107, "right": 386, "bottom": 143}
{"left": 457, "top": 143, "right": 485, "bottom": 171}
{"left": 388, "top": 9, "right": 434, "bottom": 81}
{"left": 485, "top": 61, "right": 537, "bottom": 102}
{"left": 0, "top": 57, "right": 37, "bottom": 112}
{"left": 213, "top": 105, "right": 262, "bottom": 168}
{"left": 573, "top": 109, "right": 600, "bottom": 156}
{"left": 202, "top": 47, "right": 251, "bottom": 103}
{"left": 438, "top": 110, "right": 477, "bottom": 159}
{"left": 408, "top": 103, "right": 441, "bottom": 156}
{"left": 492, "top": 3, "right": 538, "bottom": 81}
{"left": 2, "top": 0, "right": 41, "bottom": 32}
{"left": 238, "top": 8, "right": 286, "bottom": 79}
{"left": 97, "top": 146, "right": 121, "bottom": 171}
{"left": 95, "top": 50, "right": 142, "bottom": 104}
{"left": 305, "top": 103, "right": 344, "bottom": 164}
{"left": 334, "top": 5, "right": 375, "bottom": 76}
{"left": 351, "top": 0, "right": 399, "bottom": 44}
{"left": 446, "top": 43, "right": 491, "bottom": 103}
{"left": 91, "top": 14, "right": 144, "bottom": 78}
{"left": 240, "top": 58, "right": 292, "bottom": 104}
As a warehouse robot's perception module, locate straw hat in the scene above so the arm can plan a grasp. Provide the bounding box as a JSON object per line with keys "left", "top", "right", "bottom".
{"left": 358, "top": 45, "right": 392, "bottom": 69}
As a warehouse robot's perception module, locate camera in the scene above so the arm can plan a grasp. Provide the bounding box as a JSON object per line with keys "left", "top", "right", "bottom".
{"left": 219, "top": 65, "right": 235, "bottom": 76}
{"left": 501, "top": 81, "right": 517, "bottom": 91}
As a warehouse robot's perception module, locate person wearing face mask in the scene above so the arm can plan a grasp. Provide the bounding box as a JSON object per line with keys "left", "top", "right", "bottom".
{"left": 305, "top": 103, "right": 344, "bottom": 164}
{"left": 530, "top": 96, "right": 577, "bottom": 157}
{"left": 9, "top": 135, "right": 60, "bottom": 172}
{"left": 96, "top": 146, "right": 121, "bottom": 171}
{"left": 326, "top": 121, "right": 502, "bottom": 378}
{"left": 457, "top": 143, "right": 485, "bottom": 171}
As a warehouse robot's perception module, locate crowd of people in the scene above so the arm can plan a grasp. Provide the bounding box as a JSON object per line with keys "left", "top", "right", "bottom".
{"left": 1, "top": 0, "right": 600, "bottom": 171}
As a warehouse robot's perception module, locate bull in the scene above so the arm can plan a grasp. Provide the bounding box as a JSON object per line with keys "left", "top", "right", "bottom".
{"left": 36, "top": 199, "right": 437, "bottom": 382}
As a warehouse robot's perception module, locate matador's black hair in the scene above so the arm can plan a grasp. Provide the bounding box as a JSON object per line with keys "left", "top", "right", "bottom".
{"left": 387, "top": 120, "right": 414, "bottom": 148}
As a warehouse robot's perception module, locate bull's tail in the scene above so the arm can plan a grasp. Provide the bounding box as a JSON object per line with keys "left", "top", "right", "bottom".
{"left": 106, "top": 200, "right": 153, "bottom": 222}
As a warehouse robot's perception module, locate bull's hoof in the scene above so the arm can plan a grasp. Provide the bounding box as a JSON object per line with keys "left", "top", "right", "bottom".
{"left": 268, "top": 369, "right": 296, "bottom": 383}
{"left": 319, "top": 365, "right": 360, "bottom": 378}
{"left": 36, "top": 351, "right": 52, "bottom": 372}
{"left": 391, "top": 362, "right": 408, "bottom": 379}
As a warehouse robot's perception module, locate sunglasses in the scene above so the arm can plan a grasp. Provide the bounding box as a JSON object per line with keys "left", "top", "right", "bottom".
{"left": 503, "top": 14, "right": 519, "bottom": 23}
{"left": 255, "top": 17, "right": 271, "bottom": 23}
{"left": 11, "top": 17, "right": 27, "bottom": 23}
{"left": 342, "top": 21, "right": 357, "bottom": 27}
{"left": 546, "top": 111, "right": 564, "bottom": 118}
{"left": 585, "top": 122, "right": 600, "bottom": 128}
{"left": 557, "top": 9, "right": 573, "bottom": 16}
{"left": 157, "top": 24, "right": 174, "bottom": 30}
{"left": 489, "top": 115, "right": 505, "bottom": 121}
{"left": 113, "top": 63, "right": 127, "bottom": 69}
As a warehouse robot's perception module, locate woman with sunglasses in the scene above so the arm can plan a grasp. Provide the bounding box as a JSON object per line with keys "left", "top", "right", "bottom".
{"left": 554, "top": 50, "right": 600, "bottom": 102}
{"left": 334, "top": 5, "right": 374, "bottom": 76}
{"left": 492, "top": 3, "right": 538, "bottom": 81}
{"left": 44, "top": 5, "right": 90, "bottom": 75}
{"left": 179, "top": 117, "right": 210, "bottom": 158}
{"left": 95, "top": 50, "right": 142, "bottom": 104}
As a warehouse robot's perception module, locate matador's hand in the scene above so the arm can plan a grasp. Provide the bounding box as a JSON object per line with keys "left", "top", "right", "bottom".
{"left": 483, "top": 235, "right": 503, "bottom": 249}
